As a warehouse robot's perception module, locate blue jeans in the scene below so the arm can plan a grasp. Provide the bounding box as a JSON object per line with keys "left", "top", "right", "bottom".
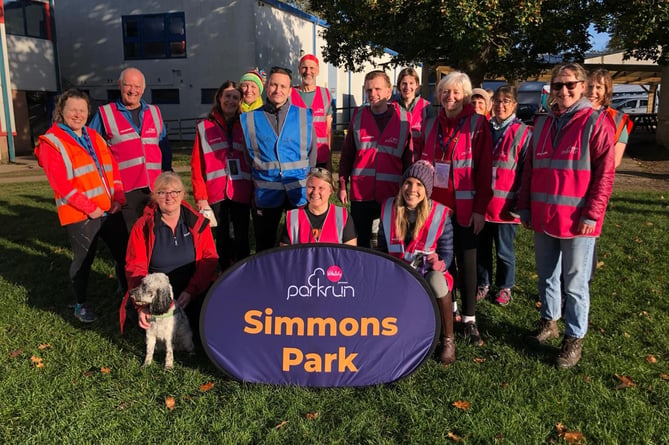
{"left": 534, "top": 232, "right": 595, "bottom": 338}
{"left": 477, "top": 222, "right": 517, "bottom": 289}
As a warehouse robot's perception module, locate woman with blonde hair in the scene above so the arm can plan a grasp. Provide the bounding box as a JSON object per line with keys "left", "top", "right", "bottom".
{"left": 378, "top": 160, "right": 455, "bottom": 365}
{"left": 518, "top": 63, "right": 615, "bottom": 368}
{"left": 281, "top": 167, "right": 357, "bottom": 245}
{"left": 418, "top": 71, "right": 493, "bottom": 346}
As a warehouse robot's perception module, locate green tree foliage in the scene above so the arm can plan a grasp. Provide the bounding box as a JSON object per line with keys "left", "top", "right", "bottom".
{"left": 594, "top": 0, "right": 668, "bottom": 64}
{"left": 309, "top": 0, "right": 595, "bottom": 85}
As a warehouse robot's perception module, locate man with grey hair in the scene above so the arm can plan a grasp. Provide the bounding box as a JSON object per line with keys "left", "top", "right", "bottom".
{"left": 90, "top": 67, "right": 172, "bottom": 231}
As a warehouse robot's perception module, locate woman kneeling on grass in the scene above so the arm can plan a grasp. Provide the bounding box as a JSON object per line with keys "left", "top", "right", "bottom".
{"left": 280, "top": 167, "right": 357, "bottom": 246}
{"left": 377, "top": 161, "right": 456, "bottom": 365}
{"left": 120, "top": 172, "right": 218, "bottom": 339}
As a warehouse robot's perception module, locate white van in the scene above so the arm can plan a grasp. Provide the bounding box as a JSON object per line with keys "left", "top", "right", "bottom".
{"left": 613, "top": 97, "right": 648, "bottom": 114}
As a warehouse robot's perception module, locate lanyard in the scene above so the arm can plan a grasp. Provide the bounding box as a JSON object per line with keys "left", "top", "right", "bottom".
{"left": 437, "top": 117, "right": 465, "bottom": 161}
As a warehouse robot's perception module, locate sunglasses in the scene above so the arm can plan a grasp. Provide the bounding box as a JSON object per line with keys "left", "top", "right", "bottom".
{"left": 310, "top": 167, "right": 329, "bottom": 174}
{"left": 550, "top": 80, "right": 584, "bottom": 91}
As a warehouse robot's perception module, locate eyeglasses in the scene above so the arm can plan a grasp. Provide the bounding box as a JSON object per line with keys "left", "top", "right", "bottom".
{"left": 550, "top": 80, "right": 584, "bottom": 91}
{"left": 156, "top": 190, "right": 182, "bottom": 199}
{"left": 493, "top": 98, "right": 515, "bottom": 105}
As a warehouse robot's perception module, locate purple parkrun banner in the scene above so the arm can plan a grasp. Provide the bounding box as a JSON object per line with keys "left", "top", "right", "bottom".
{"left": 201, "top": 244, "right": 440, "bottom": 387}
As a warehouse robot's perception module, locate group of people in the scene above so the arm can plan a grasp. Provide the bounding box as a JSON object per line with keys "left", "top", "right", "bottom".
{"left": 37, "top": 56, "right": 630, "bottom": 370}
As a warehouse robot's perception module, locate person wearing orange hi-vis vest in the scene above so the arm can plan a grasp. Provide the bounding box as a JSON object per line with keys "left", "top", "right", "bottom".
{"left": 36, "top": 89, "right": 129, "bottom": 324}
{"left": 90, "top": 67, "right": 172, "bottom": 232}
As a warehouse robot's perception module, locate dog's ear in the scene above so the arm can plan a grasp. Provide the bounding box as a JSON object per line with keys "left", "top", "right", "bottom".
{"left": 150, "top": 286, "right": 173, "bottom": 315}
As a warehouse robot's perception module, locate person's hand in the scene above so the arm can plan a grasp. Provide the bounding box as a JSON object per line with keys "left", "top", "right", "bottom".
{"left": 578, "top": 221, "right": 595, "bottom": 235}
{"left": 338, "top": 188, "right": 348, "bottom": 205}
{"left": 138, "top": 307, "right": 151, "bottom": 330}
{"left": 88, "top": 207, "right": 105, "bottom": 219}
{"left": 470, "top": 212, "right": 485, "bottom": 235}
{"left": 425, "top": 253, "right": 446, "bottom": 272}
{"left": 521, "top": 219, "right": 532, "bottom": 230}
{"left": 177, "top": 291, "right": 192, "bottom": 309}
{"left": 109, "top": 201, "right": 122, "bottom": 214}
{"left": 196, "top": 200, "right": 209, "bottom": 212}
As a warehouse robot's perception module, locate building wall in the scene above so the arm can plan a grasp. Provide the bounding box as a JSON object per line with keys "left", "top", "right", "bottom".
{"left": 6, "top": 35, "right": 57, "bottom": 91}
{"left": 54, "top": 0, "right": 418, "bottom": 138}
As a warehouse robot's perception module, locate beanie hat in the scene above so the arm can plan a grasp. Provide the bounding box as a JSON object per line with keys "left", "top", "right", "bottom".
{"left": 402, "top": 160, "right": 435, "bottom": 198}
{"left": 471, "top": 88, "right": 491, "bottom": 108}
{"left": 299, "top": 54, "right": 319, "bottom": 67}
{"left": 240, "top": 70, "right": 264, "bottom": 95}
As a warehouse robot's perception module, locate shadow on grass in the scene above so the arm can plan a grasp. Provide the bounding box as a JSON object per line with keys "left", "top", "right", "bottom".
{"left": 0, "top": 194, "right": 217, "bottom": 373}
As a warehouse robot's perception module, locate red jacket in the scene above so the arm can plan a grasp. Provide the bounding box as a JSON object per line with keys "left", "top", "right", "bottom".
{"left": 119, "top": 200, "right": 218, "bottom": 331}
{"left": 518, "top": 104, "right": 615, "bottom": 238}
{"left": 420, "top": 105, "right": 493, "bottom": 226}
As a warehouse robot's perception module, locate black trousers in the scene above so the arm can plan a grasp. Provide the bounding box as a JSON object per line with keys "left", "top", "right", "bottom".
{"left": 210, "top": 200, "right": 251, "bottom": 270}
{"left": 121, "top": 188, "right": 152, "bottom": 232}
{"left": 350, "top": 200, "right": 381, "bottom": 248}
{"left": 66, "top": 212, "right": 128, "bottom": 305}
{"left": 252, "top": 195, "right": 297, "bottom": 252}
{"left": 450, "top": 219, "right": 479, "bottom": 317}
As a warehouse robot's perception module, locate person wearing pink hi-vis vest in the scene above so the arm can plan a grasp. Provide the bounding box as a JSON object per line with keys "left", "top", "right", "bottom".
{"left": 518, "top": 63, "right": 615, "bottom": 369}
{"left": 90, "top": 67, "right": 172, "bottom": 232}
{"left": 394, "top": 67, "right": 435, "bottom": 160}
{"left": 290, "top": 54, "right": 333, "bottom": 170}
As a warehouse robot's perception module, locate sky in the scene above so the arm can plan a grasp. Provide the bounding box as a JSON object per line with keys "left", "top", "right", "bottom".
{"left": 589, "top": 24, "right": 610, "bottom": 52}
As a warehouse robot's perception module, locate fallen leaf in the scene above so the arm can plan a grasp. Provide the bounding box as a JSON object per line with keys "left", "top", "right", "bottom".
{"left": 502, "top": 382, "right": 509, "bottom": 389}
{"left": 82, "top": 367, "right": 97, "bottom": 377}
{"left": 659, "top": 373, "right": 668, "bottom": 380}
{"left": 447, "top": 431, "right": 462, "bottom": 442}
{"left": 31, "top": 356, "right": 44, "bottom": 367}
{"left": 640, "top": 311, "right": 649, "bottom": 317}
{"left": 623, "top": 332, "right": 630, "bottom": 338}
{"left": 305, "top": 412, "right": 319, "bottom": 420}
{"left": 38, "top": 343, "right": 51, "bottom": 350}
{"left": 598, "top": 327, "right": 605, "bottom": 334}
{"left": 563, "top": 430, "right": 586, "bottom": 444}
{"left": 9, "top": 349, "right": 23, "bottom": 359}
{"left": 165, "top": 396, "right": 175, "bottom": 411}
{"left": 473, "top": 357, "right": 486, "bottom": 364}
{"left": 452, "top": 400, "right": 471, "bottom": 410}
{"left": 582, "top": 374, "right": 592, "bottom": 383}
{"left": 556, "top": 422, "right": 567, "bottom": 435}
{"left": 116, "top": 402, "right": 129, "bottom": 410}
{"left": 100, "top": 366, "right": 111, "bottom": 374}
{"left": 646, "top": 221, "right": 653, "bottom": 226}
{"left": 275, "top": 420, "right": 288, "bottom": 429}
{"left": 200, "top": 381, "right": 215, "bottom": 392}
{"left": 535, "top": 301, "right": 542, "bottom": 309}
{"left": 645, "top": 355, "right": 657, "bottom": 364}
{"left": 615, "top": 374, "right": 636, "bottom": 389}
{"left": 634, "top": 236, "right": 642, "bottom": 243}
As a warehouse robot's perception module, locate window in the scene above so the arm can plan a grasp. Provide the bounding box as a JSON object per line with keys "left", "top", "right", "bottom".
{"left": 107, "top": 90, "right": 121, "bottom": 103}
{"left": 4, "top": 0, "right": 51, "bottom": 39}
{"left": 201, "top": 89, "right": 217, "bottom": 105}
{"left": 122, "top": 12, "right": 186, "bottom": 60}
{"left": 152, "top": 89, "right": 180, "bottom": 105}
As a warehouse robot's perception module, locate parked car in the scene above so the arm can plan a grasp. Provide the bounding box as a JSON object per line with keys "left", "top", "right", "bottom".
{"left": 613, "top": 97, "right": 649, "bottom": 114}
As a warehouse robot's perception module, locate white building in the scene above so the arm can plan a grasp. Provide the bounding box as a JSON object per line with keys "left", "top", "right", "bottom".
{"left": 54, "top": 0, "right": 419, "bottom": 139}
{"left": 0, "top": 0, "right": 58, "bottom": 160}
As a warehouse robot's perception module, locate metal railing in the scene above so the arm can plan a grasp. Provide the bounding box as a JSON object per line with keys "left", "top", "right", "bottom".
{"left": 165, "top": 118, "right": 199, "bottom": 141}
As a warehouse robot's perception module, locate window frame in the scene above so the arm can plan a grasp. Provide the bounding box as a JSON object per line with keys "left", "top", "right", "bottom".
{"left": 122, "top": 12, "right": 186, "bottom": 60}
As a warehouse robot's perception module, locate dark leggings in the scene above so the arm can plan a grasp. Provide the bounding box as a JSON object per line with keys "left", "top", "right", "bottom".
{"left": 450, "top": 219, "right": 478, "bottom": 317}
{"left": 211, "top": 200, "right": 251, "bottom": 270}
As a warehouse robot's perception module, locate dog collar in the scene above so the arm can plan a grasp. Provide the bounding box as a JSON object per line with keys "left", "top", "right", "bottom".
{"left": 148, "top": 302, "right": 176, "bottom": 322}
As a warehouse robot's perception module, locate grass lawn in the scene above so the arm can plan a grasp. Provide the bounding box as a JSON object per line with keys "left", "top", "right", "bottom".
{"left": 0, "top": 177, "right": 667, "bottom": 444}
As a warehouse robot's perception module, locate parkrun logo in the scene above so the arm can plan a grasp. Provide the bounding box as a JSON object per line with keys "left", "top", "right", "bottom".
{"left": 286, "top": 265, "right": 355, "bottom": 301}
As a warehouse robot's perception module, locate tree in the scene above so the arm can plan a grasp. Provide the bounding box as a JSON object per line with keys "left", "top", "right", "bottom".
{"left": 594, "top": 0, "right": 668, "bottom": 65}
{"left": 309, "top": 0, "right": 597, "bottom": 85}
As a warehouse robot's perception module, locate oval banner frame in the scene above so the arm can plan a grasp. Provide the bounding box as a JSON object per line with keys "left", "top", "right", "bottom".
{"left": 201, "top": 244, "right": 440, "bottom": 387}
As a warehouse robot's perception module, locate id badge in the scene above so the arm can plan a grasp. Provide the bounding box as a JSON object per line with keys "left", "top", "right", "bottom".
{"left": 226, "top": 159, "right": 241, "bottom": 179}
{"left": 434, "top": 161, "right": 451, "bottom": 189}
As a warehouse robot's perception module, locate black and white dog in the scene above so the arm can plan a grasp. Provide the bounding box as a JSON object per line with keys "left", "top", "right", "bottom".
{"left": 129, "top": 273, "right": 194, "bottom": 369}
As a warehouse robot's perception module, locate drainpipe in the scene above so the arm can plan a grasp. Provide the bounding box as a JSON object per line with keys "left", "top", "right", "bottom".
{"left": 0, "top": 4, "right": 16, "bottom": 162}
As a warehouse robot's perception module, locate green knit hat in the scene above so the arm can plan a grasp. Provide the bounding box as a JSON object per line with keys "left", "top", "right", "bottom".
{"left": 240, "top": 70, "right": 264, "bottom": 95}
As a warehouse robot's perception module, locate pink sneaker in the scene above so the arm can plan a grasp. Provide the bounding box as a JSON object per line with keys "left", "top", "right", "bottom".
{"left": 495, "top": 288, "right": 512, "bottom": 306}
{"left": 476, "top": 285, "right": 489, "bottom": 302}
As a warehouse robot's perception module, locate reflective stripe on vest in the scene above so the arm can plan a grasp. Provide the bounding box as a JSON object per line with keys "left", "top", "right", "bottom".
{"left": 382, "top": 197, "right": 446, "bottom": 262}
{"left": 287, "top": 205, "right": 346, "bottom": 244}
